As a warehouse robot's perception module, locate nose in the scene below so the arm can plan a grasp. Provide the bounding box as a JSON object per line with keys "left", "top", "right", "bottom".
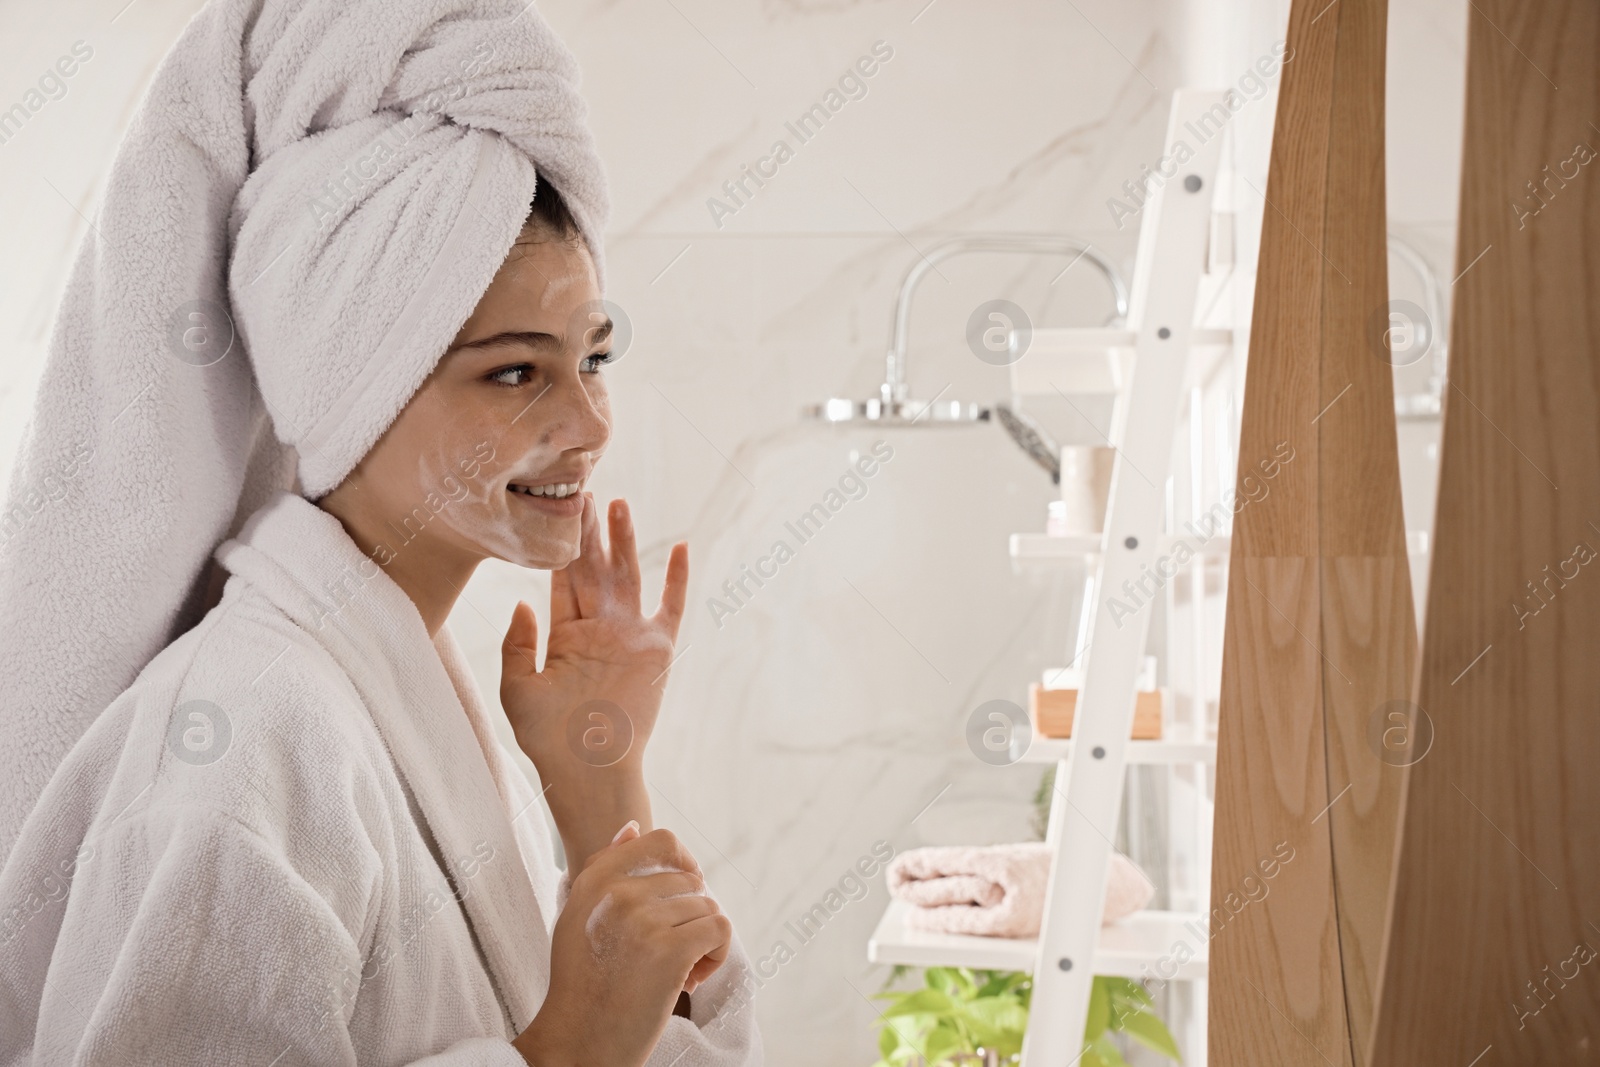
{"left": 541, "top": 372, "right": 611, "bottom": 454}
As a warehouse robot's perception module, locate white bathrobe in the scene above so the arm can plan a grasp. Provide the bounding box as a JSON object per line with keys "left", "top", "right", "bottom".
{"left": 0, "top": 491, "right": 762, "bottom": 1066}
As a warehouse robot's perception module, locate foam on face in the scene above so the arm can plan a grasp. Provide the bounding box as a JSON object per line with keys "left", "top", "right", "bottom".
{"left": 395, "top": 244, "right": 607, "bottom": 570}
{"left": 405, "top": 391, "right": 589, "bottom": 569}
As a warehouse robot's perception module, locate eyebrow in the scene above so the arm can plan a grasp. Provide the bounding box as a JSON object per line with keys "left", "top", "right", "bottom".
{"left": 451, "top": 320, "right": 614, "bottom": 354}
{"left": 452, "top": 330, "right": 562, "bottom": 353}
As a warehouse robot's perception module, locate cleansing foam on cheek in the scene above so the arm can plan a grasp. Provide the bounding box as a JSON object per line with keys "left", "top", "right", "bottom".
{"left": 415, "top": 438, "right": 539, "bottom": 564}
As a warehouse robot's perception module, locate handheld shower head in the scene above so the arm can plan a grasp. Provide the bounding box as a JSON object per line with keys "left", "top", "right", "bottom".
{"left": 994, "top": 403, "right": 1060, "bottom": 483}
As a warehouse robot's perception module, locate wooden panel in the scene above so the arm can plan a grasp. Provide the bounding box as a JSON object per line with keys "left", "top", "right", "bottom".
{"left": 1210, "top": 0, "right": 1414, "bottom": 1062}
{"left": 1213, "top": 558, "right": 1346, "bottom": 1065}
{"left": 1368, "top": 2, "right": 1600, "bottom": 1062}
{"left": 1312, "top": 0, "right": 1416, "bottom": 1051}
{"left": 1319, "top": 558, "right": 1414, "bottom": 1053}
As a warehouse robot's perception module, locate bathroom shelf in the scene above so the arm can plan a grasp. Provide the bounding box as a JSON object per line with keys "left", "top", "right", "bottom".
{"left": 868, "top": 899, "right": 1208, "bottom": 982}
{"left": 1014, "top": 736, "right": 1216, "bottom": 765}
{"left": 869, "top": 89, "right": 1228, "bottom": 1066}
{"left": 1030, "top": 326, "right": 1234, "bottom": 349}
{"left": 1010, "top": 328, "right": 1234, "bottom": 397}
{"left": 1009, "top": 532, "right": 1231, "bottom": 562}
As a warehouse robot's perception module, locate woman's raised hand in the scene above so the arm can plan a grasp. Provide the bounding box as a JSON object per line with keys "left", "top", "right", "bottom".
{"left": 500, "top": 492, "right": 689, "bottom": 772}
{"left": 500, "top": 493, "right": 689, "bottom": 870}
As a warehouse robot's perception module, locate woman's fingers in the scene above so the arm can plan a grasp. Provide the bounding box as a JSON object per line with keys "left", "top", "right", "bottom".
{"left": 570, "top": 829, "right": 727, "bottom": 998}
{"left": 566, "top": 493, "right": 605, "bottom": 618}
{"left": 578, "top": 491, "right": 603, "bottom": 557}
{"left": 588, "top": 828, "right": 703, "bottom": 885}
{"left": 630, "top": 869, "right": 707, "bottom": 903}
{"left": 650, "top": 891, "right": 719, "bottom": 928}
{"left": 551, "top": 496, "right": 605, "bottom": 623}
{"left": 501, "top": 600, "right": 540, "bottom": 681}
{"left": 673, "top": 914, "right": 734, "bottom": 984}
{"left": 682, "top": 904, "right": 731, "bottom": 992}
{"left": 550, "top": 562, "right": 581, "bottom": 628}
{"left": 577, "top": 819, "right": 642, "bottom": 875}
{"left": 606, "top": 498, "right": 642, "bottom": 611}
{"left": 685, "top": 944, "right": 728, "bottom": 990}
{"left": 549, "top": 496, "right": 683, "bottom": 638}
{"left": 653, "top": 541, "right": 690, "bottom": 640}
{"left": 638, "top": 828, "right": 703, "bottom": 880}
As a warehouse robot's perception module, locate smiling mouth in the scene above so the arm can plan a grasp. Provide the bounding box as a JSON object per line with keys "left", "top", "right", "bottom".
{"left": 506, "top": 477, "right": 586, "bottom": 516}
{"left": 507, "top": 481, "right": 582, "bottom": 499}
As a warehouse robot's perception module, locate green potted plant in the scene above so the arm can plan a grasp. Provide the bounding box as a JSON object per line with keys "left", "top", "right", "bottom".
{"left": 870, "top": 965, "right": 1180, "bottom": 1067}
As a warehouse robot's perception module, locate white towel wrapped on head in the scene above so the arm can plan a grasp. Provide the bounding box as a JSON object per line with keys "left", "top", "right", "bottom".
{"left": 887, "top": 842, "right": 1154, "bottom": 938}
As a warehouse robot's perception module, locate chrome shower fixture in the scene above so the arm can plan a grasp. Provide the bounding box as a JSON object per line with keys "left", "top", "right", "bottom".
{"left": 806, "top": 235, "right": 1130, "bottom": 427}
{"left": 994, "top": 403, "right": 1061, "bottom": 483}
{"left": 807, "top": 394, "right": 990, "bottom": 425}
{"left": 1387, "top": 231, "right": 1449, "bottom": 418}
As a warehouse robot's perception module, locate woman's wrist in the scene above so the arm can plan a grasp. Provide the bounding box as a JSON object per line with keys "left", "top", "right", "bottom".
{"left": 512, "top": 1008, "right": 585, "bottom": 1067}
{"left": 543, "top": 763, "right": 652, "bottom": 873}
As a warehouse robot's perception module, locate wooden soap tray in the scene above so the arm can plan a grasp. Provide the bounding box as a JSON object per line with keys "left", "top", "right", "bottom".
{"left": 1029, "top": 683, "right": 1165, "bottom": 739}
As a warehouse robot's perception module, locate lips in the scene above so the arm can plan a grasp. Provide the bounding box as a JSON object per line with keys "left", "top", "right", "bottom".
{"left": 508, "top": 481, "right": 581, "bottom": 499}
{"left": 506, "top": 474, "right": 587, "bottom": 517}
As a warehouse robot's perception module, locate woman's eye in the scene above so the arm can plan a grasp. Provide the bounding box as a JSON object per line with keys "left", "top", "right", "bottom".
{"left": 488, "top": 364, "right": 535, "bottom": 387}
{"left": 582, "top": 351, "right": 614, "bottom": 373}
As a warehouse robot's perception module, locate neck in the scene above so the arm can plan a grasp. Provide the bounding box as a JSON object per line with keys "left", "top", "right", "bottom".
{"left": 317, "top": 494, "right": 481, "bottom": 637}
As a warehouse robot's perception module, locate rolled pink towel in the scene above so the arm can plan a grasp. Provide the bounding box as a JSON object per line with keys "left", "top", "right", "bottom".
{"left": 887, "top": 842, "right": 1153, "bottom": 937}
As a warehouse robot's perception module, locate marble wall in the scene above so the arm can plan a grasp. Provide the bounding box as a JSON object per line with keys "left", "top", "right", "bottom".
{"left": 0, "top": 0, "right": 1468, "bottom": 1062}
{"left": 496, "top": 2, "right": 1191, "bottom": 1058}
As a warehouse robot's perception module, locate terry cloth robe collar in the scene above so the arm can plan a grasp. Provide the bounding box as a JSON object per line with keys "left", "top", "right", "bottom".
{"left": 214, "top": 488, "right": 548, "bottom": 1027}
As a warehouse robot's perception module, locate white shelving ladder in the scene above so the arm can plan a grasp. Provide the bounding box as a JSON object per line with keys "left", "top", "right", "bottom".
{"left": 865, "top": 88, "right": 1231, "bottom": 1067}
{"left": 1021, "top": 89, "right": 1224, "bottom": 1066}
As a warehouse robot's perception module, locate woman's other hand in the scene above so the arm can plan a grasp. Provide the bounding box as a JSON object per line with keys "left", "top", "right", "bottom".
{"left": 514, "top": 823, "right": 732, "bottom": 1067}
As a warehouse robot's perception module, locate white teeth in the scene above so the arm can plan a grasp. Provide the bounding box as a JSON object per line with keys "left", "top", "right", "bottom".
{"left": 511, "top": 482, "right": 580, "bottom": 498}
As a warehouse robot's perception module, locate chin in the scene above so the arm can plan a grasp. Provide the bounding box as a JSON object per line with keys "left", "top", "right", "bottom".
{"left": 497, "top": 532, "right": 581, "bottom": 571}
{"left": 444, "top": 496, "right": 581, "bottom": 570}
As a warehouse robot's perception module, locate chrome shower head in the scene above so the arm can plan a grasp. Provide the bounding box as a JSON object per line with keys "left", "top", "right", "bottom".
{"left": 804, "top": 392, "right": 990, "bottom": 426}
{"left": 994, "top": 403, "right": 1060, "bottom": 483}
{"left": 804, "top": 235, "right": 1129, "bottom": 431}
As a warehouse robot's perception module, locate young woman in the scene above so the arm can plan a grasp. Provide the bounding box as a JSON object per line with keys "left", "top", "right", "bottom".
{"left": 0, "top": 1, "right": 761, "bottom": 1064}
